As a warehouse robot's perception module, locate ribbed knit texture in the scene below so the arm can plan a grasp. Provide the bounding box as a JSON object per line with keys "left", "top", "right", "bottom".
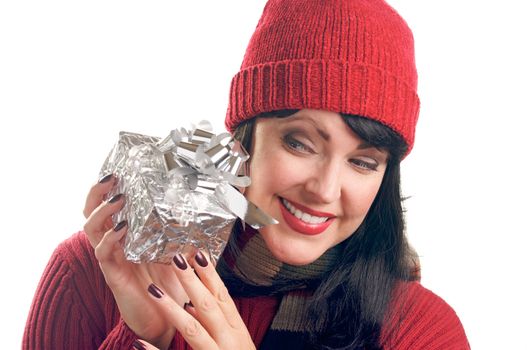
{"left": 225, "top": 0, "right": 420, "bottom": 153}
{"left": 23, "top": 232, "right": 469, "bottom": 349}
{"left": 22, "top": 232, "right": 278, "bottom": 350}
{"left": 379, "top": 283, "right": 471, "bottom": 349}
{"left": 218, "top": 224, "right": 342, "bottom": 337}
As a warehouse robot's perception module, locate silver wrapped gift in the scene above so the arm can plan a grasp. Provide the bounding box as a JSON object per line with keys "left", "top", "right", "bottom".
{"left": 99, "top": 121, "right": 277, "bottom": 264}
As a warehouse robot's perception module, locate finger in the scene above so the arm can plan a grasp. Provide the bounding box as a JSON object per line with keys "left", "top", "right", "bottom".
{"left": 146, "top": 262, "right": 189, "bottom": 308}
{"left": 94, "top": 221, "right": 138, "bottom": 293}
{"left": 83, "top": 174, "right": 116, "bottom": 218}
{"left": 94, "top": 225, "right": 163, "bottom": 317}
{"left": 147, "top": 283, "right": 219, "bottom": 350}
{"left": 83, "top": 193, "right": 125, "bottom": 248}
{"left": 190, "top": 251, "right": 245, "bottom": 330}
{"left": 172, "top": 254, "right": 232, "bottom": 338}
{"left": 94, "top": 220, "right": 127, "bottom": 265}
{"left": 94, "top": 224, "right": 163, "bottom": 292}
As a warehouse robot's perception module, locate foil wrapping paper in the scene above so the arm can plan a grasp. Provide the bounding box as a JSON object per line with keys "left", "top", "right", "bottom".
{"left": 99, "top": 122, "right": 277, "bottom": 264}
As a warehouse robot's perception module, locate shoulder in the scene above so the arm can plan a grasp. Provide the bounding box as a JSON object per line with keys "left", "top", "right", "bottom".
{"left": 24, "top": 232, "right": 120, "bottom": 347}
{"left": 395, "top": 281, "right": 459, "bottom": 316}
{"left": 48, "top": 231, "right": 111, "bottom": 303}
{"left": 380, "top": 281, "right": 470, "bottom": 349}
{"left": 54, "top": 231, "right": 100, "bottom": 274}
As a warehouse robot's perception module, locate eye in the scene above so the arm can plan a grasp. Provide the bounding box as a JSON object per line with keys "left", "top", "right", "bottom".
{"left": 282, "top": 134, "right": 314, "bottom": 153}
{"left": 349, "top": 158, "right": 378, "bottom": 171}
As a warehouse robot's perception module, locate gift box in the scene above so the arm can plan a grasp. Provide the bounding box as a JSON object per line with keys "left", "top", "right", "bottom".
{"left": 99, "top": 121, "right": 277, "bottom": 264}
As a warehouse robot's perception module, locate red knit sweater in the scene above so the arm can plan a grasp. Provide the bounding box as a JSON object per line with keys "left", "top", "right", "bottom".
{"left": 23, "top": 232, "right": 470, "bottom": 349}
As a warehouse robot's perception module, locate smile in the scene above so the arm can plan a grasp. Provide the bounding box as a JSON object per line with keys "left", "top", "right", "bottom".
{"left": 279, "top": 197, "right": 335, "bottom": 235}
{"left": 282, "top": 198, "right": 330, "bottom": 223}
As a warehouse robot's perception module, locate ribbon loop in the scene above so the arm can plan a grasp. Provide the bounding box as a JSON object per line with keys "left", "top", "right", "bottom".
{"left": 99, "top": 122, "right": 277, "bottom": 264}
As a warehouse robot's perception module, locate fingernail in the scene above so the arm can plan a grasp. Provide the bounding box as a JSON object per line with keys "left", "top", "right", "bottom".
{"left": 98, "top": 174, "right": 113, "bottom": 184}
{"left": 195, "top": 250, "right": 208, "bottom": 267}
{"left": 108, "top": 193, "right": 123, "bottom": 203}
{"left": 147, "top": 283, "right": 164, "bottom": 299}
{"left": 173, "top": 254, "right": 188, "bottom": 270}
{"left": 132, "top": 340, "right": 146, "bottom": 350}
{"left": 113, "top": 220, "right": 127, "bottom": 232}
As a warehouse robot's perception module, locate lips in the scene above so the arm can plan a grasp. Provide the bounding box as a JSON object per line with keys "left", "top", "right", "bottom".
{"left": 278, "top": 197, "right": 335, "bottom": 235}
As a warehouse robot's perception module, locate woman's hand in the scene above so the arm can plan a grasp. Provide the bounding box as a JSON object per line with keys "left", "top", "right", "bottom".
{"left": 136, "top": 251, "right": 256, "bottom": 350}
{"left": 83, "top": 174, "right": 188, "bottom": 349}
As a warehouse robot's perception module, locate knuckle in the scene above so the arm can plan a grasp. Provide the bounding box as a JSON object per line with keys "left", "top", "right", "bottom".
{"left": 198, "top": 295, "right": 216, "bottom": 312}
{"left": 183, "top": 319, "right": 201, "bottom": 338}
{"left": 83, "top": 221, "right": 94, "bottom": 234}
{"left": 93, "top": 244, "right": 104, "bottom": 261}
{"left": 83, "top": 224, "right": 98, "bottom": 247}
{"left": 215, "top": 286, "right": 230, "bottom": 303}
{"left": 93, "top": 233, "right": 111, "bottom": 261}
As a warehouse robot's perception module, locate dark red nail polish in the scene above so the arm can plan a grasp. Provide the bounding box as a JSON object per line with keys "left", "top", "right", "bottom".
{"left": 173, "top": 254, "right": 188, "bottom": 270}
{"left": 132, "top": 340, "right": 147, "bottom": 350}
{"left": 98, "top": 174, "right": 113, "bottom": 184}
{"left": 147, "top": 283, "right": 164, "bottom": 298}
{"left": 108, "top": 193, "right": 123, "bottom": 203}
{"left": 195, "top": 250, "right": 208, "bottom": 267}
{"left": 113, "top": 220, "right": 127, "bottom": 232}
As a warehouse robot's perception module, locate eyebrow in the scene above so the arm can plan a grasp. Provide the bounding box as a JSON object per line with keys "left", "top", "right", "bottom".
{"left": 288, "top": 114, "right": 382, "bottom": 152}
{"left": 302, "top": 117, "right": 375, "bottom": 148}
{"left": 316, "top": 127, "right": 330, "bottom": 141}
{"left": 296, "top": 116, "right": 331, "bottom": 141}
{"left": 357, "top": 141, "right": 376, "bottom": 150}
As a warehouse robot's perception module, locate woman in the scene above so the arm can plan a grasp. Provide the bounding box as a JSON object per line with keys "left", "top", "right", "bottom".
{"left": 23, "top": 0, "right": 470, "bottom": 349}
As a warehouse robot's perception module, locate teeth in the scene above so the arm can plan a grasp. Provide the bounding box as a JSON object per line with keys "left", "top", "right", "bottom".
{"left": 282, "top": 198, "right": 329, "bottom": 224}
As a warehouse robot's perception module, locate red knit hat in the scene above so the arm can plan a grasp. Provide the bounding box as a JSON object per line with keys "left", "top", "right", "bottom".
{"left": 225, "top": 0, "right": 420, "bottom": 153}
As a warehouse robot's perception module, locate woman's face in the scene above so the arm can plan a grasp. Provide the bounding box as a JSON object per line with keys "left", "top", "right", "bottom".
{"left": 244, "top": 109, "right": 389, "bottom": 265}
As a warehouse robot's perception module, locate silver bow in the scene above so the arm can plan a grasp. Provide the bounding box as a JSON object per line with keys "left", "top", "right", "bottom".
{"left": 157, "top": 121, "right": 277, "bottom": 229}
{"left": 99, "top": 121, "right": 277, "bottom": 264}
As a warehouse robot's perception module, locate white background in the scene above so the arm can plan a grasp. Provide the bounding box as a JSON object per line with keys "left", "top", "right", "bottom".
{"left": 1, "top": 1, "right": 526, "bottom": 348}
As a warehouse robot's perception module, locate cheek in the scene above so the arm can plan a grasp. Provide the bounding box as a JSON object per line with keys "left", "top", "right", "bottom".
{"left": 249, "top": 149, "right": 306, "bottom": 195}
{"left": 343, "top": 177, "right": 383, "bottom": 217}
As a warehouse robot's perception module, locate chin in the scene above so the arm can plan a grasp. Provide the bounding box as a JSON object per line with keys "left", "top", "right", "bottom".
{"left": 259, "top": 229, "right": 326, "bottom": 266}
{"left": 278, "top": 254, "right": 320, "bottom": 266}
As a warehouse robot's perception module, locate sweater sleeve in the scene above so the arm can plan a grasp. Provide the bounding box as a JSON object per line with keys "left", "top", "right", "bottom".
{"left": 380, "top": 282, "right": 470, "bottom": 350}
{"left": 22, "top": 231, "right": 140, "bottom": 350}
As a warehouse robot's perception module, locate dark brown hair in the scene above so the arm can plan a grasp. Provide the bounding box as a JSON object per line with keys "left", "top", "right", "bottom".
{"left": 232, "top": 111, "right": 417, "bottom": 349}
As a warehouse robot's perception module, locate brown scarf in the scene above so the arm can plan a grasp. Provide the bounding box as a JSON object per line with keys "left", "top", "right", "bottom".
{"left": 217, "top": 222, "right": 343, "bottom": 335}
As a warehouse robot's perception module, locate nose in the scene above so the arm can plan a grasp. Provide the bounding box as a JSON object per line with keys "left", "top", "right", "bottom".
{"left": 304, "top": 159, "right": 342, "bottom": 204}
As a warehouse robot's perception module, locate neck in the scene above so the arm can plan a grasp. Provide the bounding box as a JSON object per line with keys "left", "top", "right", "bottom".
{"left": 219, "top": 222, "right": 344, "bottom": 295}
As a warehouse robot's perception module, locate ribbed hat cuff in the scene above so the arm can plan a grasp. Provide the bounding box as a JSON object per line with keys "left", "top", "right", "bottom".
{"left": 226, "top": 59, "right": 419, "bottom": 151}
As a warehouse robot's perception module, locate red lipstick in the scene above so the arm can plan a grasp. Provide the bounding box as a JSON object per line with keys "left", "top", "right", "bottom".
{"left": 278, "top": 198, "right": 335, "bottom": 235}
{"left": 285, "top": 199, "right": 335, "bottom": 218}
